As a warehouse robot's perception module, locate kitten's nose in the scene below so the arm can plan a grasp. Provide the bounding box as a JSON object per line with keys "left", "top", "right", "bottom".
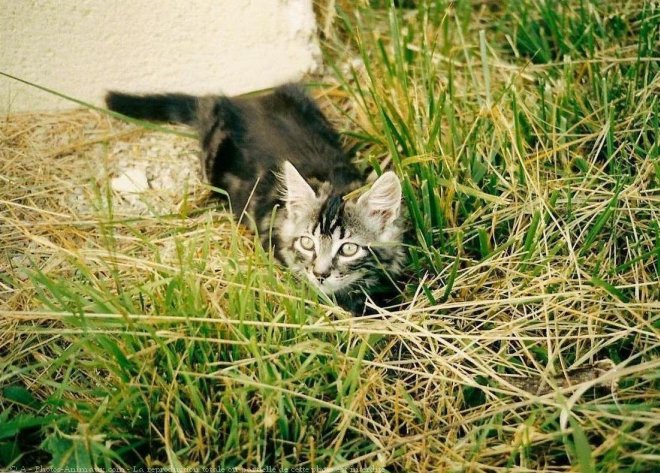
{"left": 313, "top": 269, "right": 331, "bottom": 283}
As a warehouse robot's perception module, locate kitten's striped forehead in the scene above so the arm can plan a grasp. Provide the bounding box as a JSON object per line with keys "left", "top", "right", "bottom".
{"left": 315, "top": 195, "right": 347, "bottom": 237}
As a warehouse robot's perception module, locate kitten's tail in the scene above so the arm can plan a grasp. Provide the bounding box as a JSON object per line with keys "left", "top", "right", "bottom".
{"left": 105, "top": 92, "right": 198, "bottom": 125}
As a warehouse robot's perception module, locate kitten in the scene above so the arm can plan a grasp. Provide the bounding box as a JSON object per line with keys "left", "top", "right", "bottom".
{"left": 105, "top": 84, "right": 406, "bottom": 312}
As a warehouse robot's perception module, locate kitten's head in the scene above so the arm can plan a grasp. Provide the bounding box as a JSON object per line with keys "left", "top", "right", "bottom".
{"left": 277, "top": 161, "right": 406, "bottom": 301}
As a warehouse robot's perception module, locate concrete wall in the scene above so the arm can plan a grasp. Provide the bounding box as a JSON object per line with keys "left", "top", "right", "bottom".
{"left": 0, "top": 0, "right": 321, "bottom": 113}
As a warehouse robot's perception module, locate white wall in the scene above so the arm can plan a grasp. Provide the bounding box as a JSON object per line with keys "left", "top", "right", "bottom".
{"left": 0, "top": 0, "right": 321, "bottom": 113}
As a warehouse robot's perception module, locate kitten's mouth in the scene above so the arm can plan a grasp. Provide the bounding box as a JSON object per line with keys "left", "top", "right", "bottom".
{"left": 307, "top": 271, "right": 358, "bottom": 295}
{"left": 306, "top": 272, "right": 336, "bottom": 294}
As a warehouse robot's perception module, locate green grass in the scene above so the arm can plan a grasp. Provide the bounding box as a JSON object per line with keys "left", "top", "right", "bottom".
{"left": 1, "top": 0, "right": 659, "bottom": 471}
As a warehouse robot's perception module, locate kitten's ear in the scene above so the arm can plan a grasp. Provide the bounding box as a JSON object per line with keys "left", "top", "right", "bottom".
{"left": 282, "top": 161, "right": 316, "bottom": 218}
{"left": 357, "top": 171, "right": 402, "bottom": 229}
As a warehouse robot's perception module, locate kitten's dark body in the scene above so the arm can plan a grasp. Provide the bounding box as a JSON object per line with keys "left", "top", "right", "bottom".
{"left": 106, "top": 84, "right": 406, "bottom": 312}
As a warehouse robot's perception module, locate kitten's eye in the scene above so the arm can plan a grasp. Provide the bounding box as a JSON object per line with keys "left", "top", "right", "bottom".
{"left": 299, "top": 236, "right": 315, "bottom": 251}
{"left": 339, "top": 242, "right": 359, "bottom": 257}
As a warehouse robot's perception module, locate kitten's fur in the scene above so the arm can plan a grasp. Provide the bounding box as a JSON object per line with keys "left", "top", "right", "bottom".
{"left": 106, "top": 84, "right": 406, "bottom": 312}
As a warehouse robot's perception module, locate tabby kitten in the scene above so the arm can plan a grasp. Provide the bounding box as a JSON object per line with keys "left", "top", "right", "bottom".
{"left": 106, "top": 84, "right": 406, "bottom": 312}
